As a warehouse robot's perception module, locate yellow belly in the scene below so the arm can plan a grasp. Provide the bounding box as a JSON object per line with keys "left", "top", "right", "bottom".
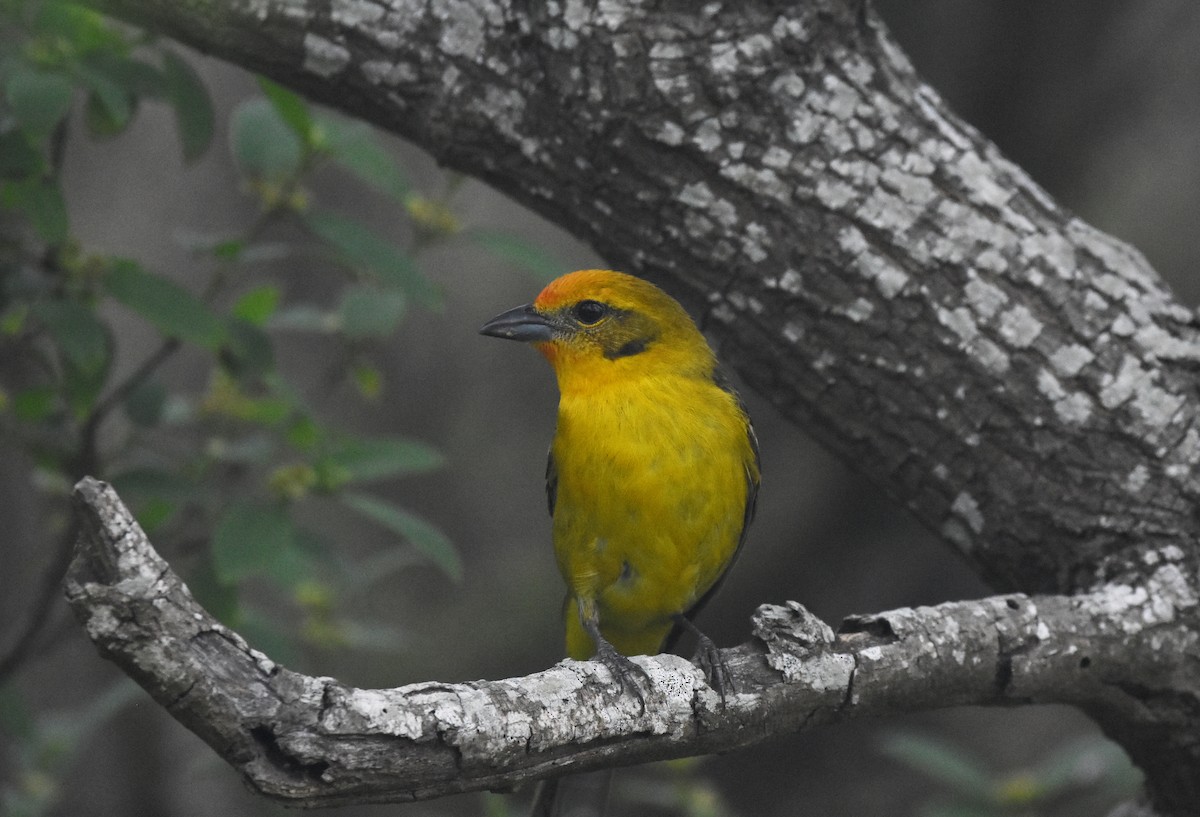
{"left": 551, "top": 374, "right": 752, "bottom": 659}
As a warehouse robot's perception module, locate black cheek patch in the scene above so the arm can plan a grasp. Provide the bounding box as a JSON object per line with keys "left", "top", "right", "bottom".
{"left": 606, "top": 337, "right": 650, "bottom": 359}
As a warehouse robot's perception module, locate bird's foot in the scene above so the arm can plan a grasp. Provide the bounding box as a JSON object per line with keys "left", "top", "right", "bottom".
{"left": 671, "top": 614, "right": 735, "bottom": 701}
{"left": 692, "top": 631, "right": 735, "bottom": 701}
{"left": 594, "top": 638, "right": 650, "bottom": 709}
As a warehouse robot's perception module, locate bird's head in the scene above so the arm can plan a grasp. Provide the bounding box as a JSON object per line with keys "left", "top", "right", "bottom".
{"left": 480, "top": 270, "right": 715, "bottom": 390}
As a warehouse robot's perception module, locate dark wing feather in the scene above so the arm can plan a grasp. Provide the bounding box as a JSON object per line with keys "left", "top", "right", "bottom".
{"left": 545, "top": 447, "right": 558, "bottom": 517}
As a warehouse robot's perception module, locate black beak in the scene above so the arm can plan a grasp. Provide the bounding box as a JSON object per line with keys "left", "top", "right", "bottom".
{"left": 479, "top": 303, "right": 556, "bottom": 343}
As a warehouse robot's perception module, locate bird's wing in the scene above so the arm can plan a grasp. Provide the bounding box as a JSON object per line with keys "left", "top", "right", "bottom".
{"left": 545, "top": 446, "right": 558, "bottom": 517}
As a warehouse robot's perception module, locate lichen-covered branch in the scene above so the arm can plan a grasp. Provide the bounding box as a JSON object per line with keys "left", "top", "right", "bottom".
{"left": 66, "top": 480, "right": 1200, "bottom": 808}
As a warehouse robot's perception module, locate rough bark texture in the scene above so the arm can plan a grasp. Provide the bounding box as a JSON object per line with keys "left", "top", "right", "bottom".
{"left": 65, "top": 0, "right": 1200, "bottom": 813}
{"left": 66, "top": 478, "right": 1198, "bottom": 806}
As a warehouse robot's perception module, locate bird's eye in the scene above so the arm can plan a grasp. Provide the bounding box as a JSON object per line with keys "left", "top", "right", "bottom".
{"left": 572, "top": 300, "right": 608, "bottom": 326}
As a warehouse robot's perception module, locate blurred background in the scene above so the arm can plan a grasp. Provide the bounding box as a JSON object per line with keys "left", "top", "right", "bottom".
{"left": 2, "top": 1, "right": 1194, "bottom": 815}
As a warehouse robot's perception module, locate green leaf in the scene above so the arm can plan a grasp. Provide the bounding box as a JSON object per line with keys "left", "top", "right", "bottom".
{"left": 62, "top": 350, "right": 108, "bottom": 416}
{"left": 33, "top": 299, "right": 109, "bottom": 372}
{"left": 326, "top": 435, "right": 442, "bottom": 482}
{"left": 1028, "top": 735, "right": 1142, "bottom": 798}
{"left": 84, "top": 89, "right": 134, "bottom": 137}
{"left": 2, "top": 177, "right": 69, "bottom": 244}
{"left": 12, "top": 386, "right": 57, "bottom": 421}
{"left": 211, "top": 500, "right": 296, "bottom": 583}
{"left": 337, "top": 284, "right": 405, "bottom": 339}
{"left": 133, "top": 497, "right": 177, "bottom": 533}
{"left": 232, "top": 285, "right": 280, "bottom": 327}
{"left": 104, "top": 260, "right": 226, "bottom": 348}
{"left": 230, "top": 97, "right": 303, "bottom": 182}
{"left": 77, "top": 63, "right": 135, "bottom": 137}
{"left": 5, "top": 66, "right": 74, "bottom": 139}
{"left": 319, "top": 116, "right": 411, "bottom": 201}
{"left": 258, "top": 77, "right": 313, "bottom": 144}
{"left": 122, "top": 378, "right": 167, "bottom": 427}
{"left": 305, "top": 211, "right": 439, "bottom": 308}
{"left": 162, "top": 50, "right": 214, "bottom": 162}
{"left": 220, "top": 318, "right": 275, "bottom": 382}
{"left": 0, "top": 130, "right": 45, "bottom": 179}
{"left": 31, "top": 3, "right": 125, "bottom": 54}
{"left": 879, "top": 734, "right": 994, "bottom": 798}
{"left": 341, "top": 492, "right": 460, "bottom": 581}
{"left": 286, "top": 415, "right": 322, "bottom": 450}
{"left": 467, "top": 229, "right": 564, "bottom": 283}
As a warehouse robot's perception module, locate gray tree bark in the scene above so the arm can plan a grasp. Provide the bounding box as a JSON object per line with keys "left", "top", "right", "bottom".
{"left": 65, "top": 0, "right": 1200, "bottom": 814}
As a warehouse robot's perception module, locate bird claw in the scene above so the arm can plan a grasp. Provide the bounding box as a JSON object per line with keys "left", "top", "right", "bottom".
{"left": 595, "top": 640, "right": 650, "bottom": 709}
{"left": 693, "top": 632, "right": 735, "bottom": 701}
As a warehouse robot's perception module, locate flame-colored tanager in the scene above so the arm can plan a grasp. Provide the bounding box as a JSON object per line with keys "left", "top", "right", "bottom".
{"left": 481, "top": 269, "right": 759, "bottom": 693}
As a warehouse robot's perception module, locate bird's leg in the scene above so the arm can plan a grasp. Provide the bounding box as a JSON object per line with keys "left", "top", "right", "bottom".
{"left": 671, "top": 614, "right": 735, "bottom": 700}
{"left": 579, "top": 599, "right": 650, "bottom": 708}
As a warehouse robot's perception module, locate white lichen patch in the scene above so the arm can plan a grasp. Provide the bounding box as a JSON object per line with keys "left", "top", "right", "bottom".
{"left": 1098, "top": 355, "right": 1148, "bottom": 409}
{"left": 741, "top": 222, "right": 770, "bottom": 262}
{"left": 880, "top": 166, "right": 937, "bottom": 208}
{"left": 693, "top": 118, "right": 722, "bottom": 152}
{"left": 1134, "top": 323, "right": 1200, "bottom": 362}
{"left": 655, "top": 121, "right": 685, "bottom": 146}
{"left": 815, "top": 179, "right": 855, "bottom": 210}
{"left": 964, "top": 277, "right": 1008, "bottom": 319}
{"left": 950, "top": 150, "right": 1013, "bottom": 210}
{"left": 837, "top": 225, "right": 868, "bottom": 256}
{"left": 303, "top": 33, "right": 351, "bottom": 77}
{"left": 1020, "top": 231, "right": 1077, "bottom": 276}
{"left": 997, "top": 305, "right": 1043, "bottom": 348}
{"left": 951, "top": 491, "right": 984, "bottom": 534}
{"left": 1048, "top": 344, "right": 1094, "bottom": 377}
{"left": 1131, "top": 383, "right": 1185, "bottom": 429}
{"left": 1125, "top": 464, "right": 1150, "bottom": 493}
{"left": 361, "top": 60, "right": 417, "bottom": 86}
{"left": 721, "top": 163, "right": 789, "bottom": 202}
{"left": 563, "top": 0, "right": 590, "bottom": 30}
{"left": 770, "top": 71, "right": 806, "bottom": 98}
{"left": 841, "top": 298, "right": 874, "bottom": 323}
{"left": 937, "top": 306, "right": 977, "bottom": 343}
{"left": 331, "top": 0, "right": 385, "bottom": 27}
{"left": 778, "top": 268, "right": 803, "bottom": 295}
{"left": 970, "top": 337, "right": 1010, "bottom": 373}
{"left": 762, "top": 146, "right": 793, "bottom": 170}
{"left": 1037, "top": 368, "right": 1093, "bottom": 424}
{"left": 679, "top": 181, "right": 716, "bottom": 210}
{"left": 709, "top": 41, "right": 739, "bottom": 75}
{"left": 435, "top": 0, "right": 488, "bottom": 58}
{"left": 821, "top": 74, "right": 861, "bottom": 121}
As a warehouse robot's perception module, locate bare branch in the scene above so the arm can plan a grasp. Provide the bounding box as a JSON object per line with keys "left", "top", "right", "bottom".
{"left": 65, "top": 478, "right": 1199, "bottom": 807}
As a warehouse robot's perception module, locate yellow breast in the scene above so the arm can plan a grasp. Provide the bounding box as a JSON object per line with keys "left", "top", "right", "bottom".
{"left": 551, "top": 372, "right": 754, "bottom": 656}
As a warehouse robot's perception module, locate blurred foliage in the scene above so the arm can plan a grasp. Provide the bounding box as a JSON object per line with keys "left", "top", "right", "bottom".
{"left": 1, "top": 680, "right": 141, "bottom": 817}
{"left": 880, "top": 732, "right": 1143, "bottom": 817}
{"left": 0, "top": 0, "right": 560, "bottom": 813}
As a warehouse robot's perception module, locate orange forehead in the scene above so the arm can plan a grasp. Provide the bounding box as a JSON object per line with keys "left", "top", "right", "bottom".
{"left": 534, "top": 269, "right": 626, "bottom": 310}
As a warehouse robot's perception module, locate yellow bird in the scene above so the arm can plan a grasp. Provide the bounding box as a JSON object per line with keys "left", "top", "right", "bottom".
{"left": 480, "top": 269, "right": 759, "bottom": 693}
